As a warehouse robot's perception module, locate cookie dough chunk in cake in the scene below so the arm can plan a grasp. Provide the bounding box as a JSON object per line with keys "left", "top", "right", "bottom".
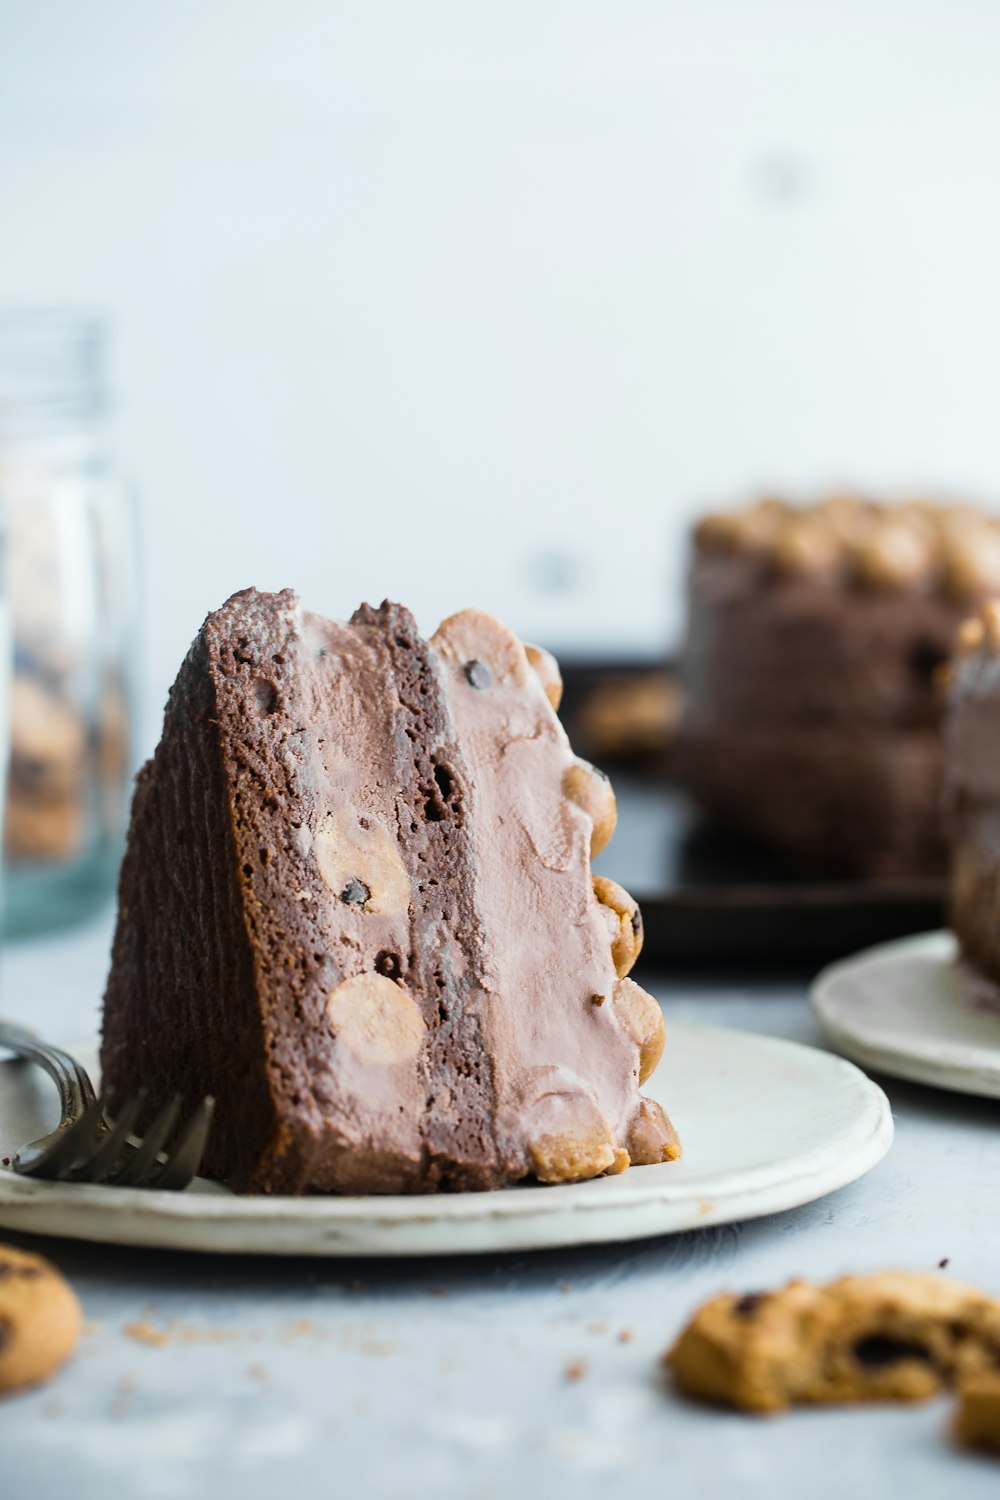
{"left": 676, "top": 494, "right": 1000, "bottom": 877}
{"left": 946, "top": 602, "right": 1000, "bottom": 983}
{"left": 665, "top": 1271, "right": 1000, "bottom": 1413}
{"left": 101, "top": 590, "right": 680, "bottom": 1194}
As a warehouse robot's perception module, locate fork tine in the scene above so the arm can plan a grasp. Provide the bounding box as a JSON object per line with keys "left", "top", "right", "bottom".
{"left": 148, "top": 1097, "right": 215, "bottom": 1191}
{"left": 109, "top": 1095, "right": 181, "bottom": 1187}
{"left": 16, "top": 1097, "right": 107, "bottom": 1179}
{"left": 74, "top": 1091, "right": 147, "bottom": 1184}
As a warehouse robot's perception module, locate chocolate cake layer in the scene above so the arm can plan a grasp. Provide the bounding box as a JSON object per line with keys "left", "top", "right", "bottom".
{"left": 677, "top": 495, "right": 998, "bottom": 878}
{"left": 680, "top": 723, "right": 945, "bottom": 878}
{"left": 685, "top": 551, "right": 961, "bottom": 732}
{"left": 101, "top": 591, "right": 678, "bottom": 1194}
{"left": 946, "top": 606, "right": 1000, "bottom": 983}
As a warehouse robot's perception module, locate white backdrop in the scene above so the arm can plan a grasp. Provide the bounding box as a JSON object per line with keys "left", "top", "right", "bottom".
{"left": 3, "top": 1, "right": 1000, "bottom": 750}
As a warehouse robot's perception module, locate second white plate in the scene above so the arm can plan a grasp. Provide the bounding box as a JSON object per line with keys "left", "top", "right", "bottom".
{"left": 0, "top": 1022, "right": 892, "bottom": 1257}
{"left": 812, "top": 929, "right": 1000, "bottom": 1099}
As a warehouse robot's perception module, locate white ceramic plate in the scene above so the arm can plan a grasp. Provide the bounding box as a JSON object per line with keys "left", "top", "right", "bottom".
{"left": 0, "top": 1022, "right": 892, "bottom": 1257}
{"left": 812, "top": 929, "right": 1000, "bottom": 1099}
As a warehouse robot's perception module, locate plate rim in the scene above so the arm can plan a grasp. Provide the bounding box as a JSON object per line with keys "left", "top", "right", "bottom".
{"left": 0, "top": 1021, "right": 894, "bottom": 1256}
{"left": 811, "top": 928, "right": 1000, "bottom": 1099}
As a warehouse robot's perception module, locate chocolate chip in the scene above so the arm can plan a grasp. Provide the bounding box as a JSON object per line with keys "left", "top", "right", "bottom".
{"left": 734, "top": 1293, "right": 766, "bottom": 1317}
{"left": 0, "top": 1260, "right": 43, "bottom": 1283}
{"left": 464, "top": 660, "right": 492, "bottom": 690}
{"left": 376, "top": 951, "right": 402, "bottom": 981}
{"left": 939, "top": 1257, "right": 950, "bottom": 1270}
{"left": 631, "top": 910, "right": 643, "bottom": 936}
{"left": 853, "top": 1335, "right": 932, "bottom": 1369}
{"left": 0, "top": 1317, "right": 9, "bottom": 1354}
{"left": 339, "top": 879, "right": 370, "bottom": 906}
{"left": 592, "top": 993, "right": 606, "bottom": 1006}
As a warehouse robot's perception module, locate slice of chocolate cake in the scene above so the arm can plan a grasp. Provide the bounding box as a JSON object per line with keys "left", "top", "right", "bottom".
{"left": 676, "top": 494, "right": 1000, "bottom": 878}
{"left": 101, "top": 590, "right": 679, "bottom": 1194}
{"left": 946, "top": 603, "right": 1000, "bottom": 984}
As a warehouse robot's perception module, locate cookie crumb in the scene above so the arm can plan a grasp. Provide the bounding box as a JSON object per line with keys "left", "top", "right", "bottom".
{"left": 954, "top": 1373, "right": 1000, "bottom": 1455}
{"left": 617, "top": 1328, "right": 634, "bottom": 1344}
{"left": 123, "top": 1320, "right": 170, "bottom": 1348}
{"left": 588, "top": 1321, "right": 607, "bottom": 1335}
{"left": 565, "top": 1359, "right": 588, "bottom": 1381}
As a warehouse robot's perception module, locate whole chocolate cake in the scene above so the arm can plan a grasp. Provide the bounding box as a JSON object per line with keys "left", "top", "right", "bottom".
{"left": 101, "top": 590, "right": 678, "bottom": 1194}
{"left": 676, "top": 494, "right": 1000, "bottom": 878}
{"left": 946, "top": 602, "right": 1000, "bottom": 983}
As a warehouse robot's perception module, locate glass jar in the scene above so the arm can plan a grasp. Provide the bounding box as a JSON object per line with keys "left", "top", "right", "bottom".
{"left": 0, "top": 310, "right": 138, "bottom": 936}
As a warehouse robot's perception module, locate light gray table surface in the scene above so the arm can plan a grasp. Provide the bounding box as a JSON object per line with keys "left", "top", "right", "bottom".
{"left": 1, "top": 911, "right": 998, "bottom": 1500}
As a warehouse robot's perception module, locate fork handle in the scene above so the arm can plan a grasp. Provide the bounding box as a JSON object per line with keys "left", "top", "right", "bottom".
{"left": 0, "top": 1019, "right": 98, "bottom": 1126}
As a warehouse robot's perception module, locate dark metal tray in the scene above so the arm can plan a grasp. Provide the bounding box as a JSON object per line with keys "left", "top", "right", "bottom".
{"left": 562, "top": 659, "right": 945, "bottom": 970}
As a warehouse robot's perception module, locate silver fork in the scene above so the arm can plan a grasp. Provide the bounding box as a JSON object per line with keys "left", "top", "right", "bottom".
{"left": 0, "top": 1019, "right": 214, "bottom": 1190}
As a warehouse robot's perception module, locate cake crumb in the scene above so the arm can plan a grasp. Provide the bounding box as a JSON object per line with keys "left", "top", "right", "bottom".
{"left": 124, "top": 1320, "right": 170, "bottom": 1348}
{"left": 617, "top": 1328, "right": 634, "bottom": 1344}
{"left": 565, "top": 1359, "right": 588, "bottom": 1381}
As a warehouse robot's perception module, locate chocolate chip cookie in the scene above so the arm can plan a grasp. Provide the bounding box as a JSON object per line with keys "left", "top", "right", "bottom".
{"left": 665, "top": 1271, "right": 1000, "bottom": 1413}
{"left": 0, "top": 1244, "right": 81, "bottom": 1395}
